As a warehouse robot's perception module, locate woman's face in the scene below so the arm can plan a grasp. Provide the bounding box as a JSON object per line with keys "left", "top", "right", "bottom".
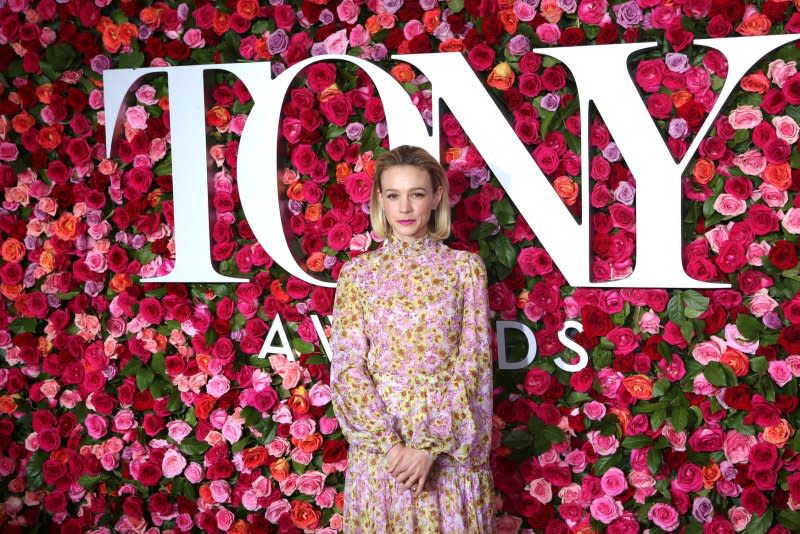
{"left": 378, "top": 165, "right": 443, "bottom": 242}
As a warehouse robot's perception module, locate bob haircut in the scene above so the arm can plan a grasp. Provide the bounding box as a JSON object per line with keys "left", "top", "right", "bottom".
{"left": 369, "top": 145, "right": 451, "bottom": 241}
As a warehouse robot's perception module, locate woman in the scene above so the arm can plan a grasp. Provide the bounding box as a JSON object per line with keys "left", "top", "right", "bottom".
{"left": 329, "top": 145, "right": 495, "bottom": 533}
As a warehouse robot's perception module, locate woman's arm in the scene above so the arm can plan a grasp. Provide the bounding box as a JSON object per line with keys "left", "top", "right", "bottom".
{"left": 414, "top": 252, "right": 494, "bottom": 464}
{"left": 329, "top": 261, "right": 403, "bottom": 456}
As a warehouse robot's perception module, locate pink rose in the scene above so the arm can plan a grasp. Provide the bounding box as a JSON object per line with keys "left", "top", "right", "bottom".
{"left": 324, "top": 29, "right": 348, "bottom": 54}
{"left": 297, "top": 471, "right": 326, "bottom": 496}
{"left": 772, "top": 115, "right": 800, "bottom": 143}
{"left": 315, "top": 486, "right": 337, "bottom": 508}
{"left": 206, "top": 375, "right": 231, "bottom": 398}
{"left": 590, "top": 495, "right": 623, "bottom": 524}
{"left": 600, "top": 467, "right": 628, "bottom": 496}
{"left": 308, "top": 383, "right": 332, "bottom": 406}
{"left": 733, "top": 149, "right": 767, "bottom": 175}
{"left": 336, "top": 0, "right": 359, "bottom": 24}
{"left": 713, "top": 194, "right": 747, "bottom": 216}
{"left": 648, "top": 503, "right": 679, "bottom": 531}
{"left": 166, "top": 420, "right": 193, "bottom": 442}
{"left": 222, "top": 418, "right": 243, "bottom": 444}
{"left": 748, "top": 289, "right": 778, "bottom": 317}
{"left": 588, "top": 430, "right": 620, "bottom": 456}
{"left": 767, "top": 59, "right": 797, "bottom": 87}
{"left": 84, "top": 414, "right": 108, "bottom": 439}
{"left": 319, "top": 416, "right": 339, "bottom": 435}
{"left": 728, "top": 506, "right": 752, "bottom": 531}
{"left": 583, "top": 400, "right": 607, "bottom": 421}
{"left": 577, "top": 0, "right": 609, "bottom": 24}
{"left": 528, "top": 478, "right": 553, "bottom": 503}
{"left": 216, "top": 508, "right": 235, "bottom": 531}
{"left": 536, "top": 23, "right": 561, "bottom": 44}
{"left": 728, "top": 105, "right": 763, "bottom": 129}
{"left": 210, "top": 480, "right": 231, "bottom": 503}
{"left": 769, "top": 360, "right": 793, "bottom": 387}
{"left": 755, "top": 183, "right": 787, "bottom": 207}
{"left": 786, "top": 354, "right": 800, "bottom": 377}
{"left": 184, "top": 462, "right": 204, "bottom": 483}
{"left": 782, "top": 208, "right": 800, "bottom": 234}
{"left": 125, "top": 105, "right": 149, "bottom": 130}
{"left": 162, "top": 449, "right": 187, "bottom": 478}
{"left": 290, "top": 418, "right": 315, "bottom": 439}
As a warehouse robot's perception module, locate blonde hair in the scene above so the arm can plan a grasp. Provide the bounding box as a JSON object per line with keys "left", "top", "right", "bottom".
{"left": 369, "top": 145, "right": 451, "bottom": 240}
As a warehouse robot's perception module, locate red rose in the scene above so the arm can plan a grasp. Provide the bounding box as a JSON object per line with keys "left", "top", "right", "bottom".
{"left": 665, "top": 20, "right": 694, "bottom": 51}
{"left": 136, "top": 460, "right": 162, "bottom": 486}
{"left": 559, "top": 27, "right": 585, "bottom": 46}
{"left": 320, "top": 93, "right": 351, "bottom": 127}
{"left": 646, "top": 93, "right": 673, "bottom": 119}
{"left": 467, "top": 43, "right": 495, "bottom": 71}
{"left": 769, "top": 240, "right": 798, "bottom": 270}
{"left": 322, "top": 439, "right": 347, "bottom": 463}
{"left": 782, "top": 73, "right": 800, "bottom": 105}
{"left": 596, "top": 23, "right": 619, "bottom": 45}
{"left": 761, "top": 87, "right": 787, "bottom": 114}
{"left": 541, "top": 65, "right": 566, "bottom": 91}
{"left": 779, "top": 325, "right": 800, "bottom": 353}
{"left": 519, "top": 52, "right": 542, "bottom": 73}
{"left": 706, "top": 14, "right": 733, "bottom": 37}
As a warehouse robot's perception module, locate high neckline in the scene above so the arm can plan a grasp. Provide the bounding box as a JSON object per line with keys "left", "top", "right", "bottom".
{"left": 382, "top": 233, "right": 437, "bottom": 257}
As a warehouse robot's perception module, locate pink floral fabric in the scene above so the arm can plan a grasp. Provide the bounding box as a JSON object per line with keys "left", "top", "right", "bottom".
{"left": 330, "top": 233, "right": 495, "bottom": 533}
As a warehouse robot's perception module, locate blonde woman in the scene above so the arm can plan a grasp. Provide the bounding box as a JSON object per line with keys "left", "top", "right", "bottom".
{"left": 329, "top": 145, "right": 495, "bottom": 533}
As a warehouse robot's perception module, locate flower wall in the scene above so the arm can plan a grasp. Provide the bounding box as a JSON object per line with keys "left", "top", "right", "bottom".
{"left": 4, "top": 0, "right": 800, "bottom": 533}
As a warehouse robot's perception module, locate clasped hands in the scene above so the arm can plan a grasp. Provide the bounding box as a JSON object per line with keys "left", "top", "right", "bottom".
{"left": 385, "top": 443, "right": 436, "bottom": 498}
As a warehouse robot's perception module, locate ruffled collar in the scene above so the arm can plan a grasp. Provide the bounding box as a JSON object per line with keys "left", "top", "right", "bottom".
{"left": 381, "top": 233, "right": 438, "bottom": 257}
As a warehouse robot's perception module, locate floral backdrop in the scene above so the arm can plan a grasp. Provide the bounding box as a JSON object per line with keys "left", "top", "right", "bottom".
{"left": 4, "top": 0, "right": 800, "bottom": 532}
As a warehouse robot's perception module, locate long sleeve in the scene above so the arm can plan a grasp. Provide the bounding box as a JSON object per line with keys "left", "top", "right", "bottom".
{"left": 329, "top": 261, "right": 403, "bottom": 456}
{"left": 412, "top": 252, "right": 494, "bottom": 465}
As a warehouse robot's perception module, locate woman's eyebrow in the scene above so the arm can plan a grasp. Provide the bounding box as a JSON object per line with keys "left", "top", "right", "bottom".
{"left": 382, "top": 187, "right": 427, "bottom": 193}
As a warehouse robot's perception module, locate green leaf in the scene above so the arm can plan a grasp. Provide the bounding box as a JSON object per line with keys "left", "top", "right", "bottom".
{"left": 622, "top": 435, "right": 652, "bottom": 448}
{"left": 78, "top": 475, "right": 104, "bottom": 490}
{"left": 647, "top": 447, "right": 662, "bottom": 475}
{"left": 778, "top": 510, "right": 800, "bottom": 530}
{"left": 672, "top": 406, "right": 689, "bottom": 432}
{"left": 122, "top": 358, "right": 143, "bottom": 377}
{"left": 750, "top": 356, "right": 769, "bottom": 374}
{"left": 667, "top": 294, "right": 685, "bottom": 325}
{"left": 745, "top": 509, "right": 773, "bottom": 534}
{"left": 494, "top": 234, "right": 517, "bottom": 270}
{"left": 118, "top": 51, "right": 145, "bottom": 69}
{"left": 151, "top": 353, "right": 166, "bottom": 375}
{"left": 136, "top": 367, "right": 155, "bottom": 391}
{"left": 180, "top": 438, "right": 210, "bottom": 456}
{"left": 45, "top": 43, "right": 77, "bottom": 71}
{"left": 449, "top": 0, "right": 465, "bottom": 12}
{"left": 9, "top": 317, "right": 37, "bottom": 334}
{"left": 704, "top": 361, "right": 727, "bottom": 387}
{"left": 736, "top": 313, "right": 762, "bottom": 341}
{"left": 502, "top": 430, "right": 533, "bottom": 449}
{"left": 593, "top": 452, "right": 622, "bottom": 476}
{"left": 683, "top": 290, "right": 709, "bottom": 314}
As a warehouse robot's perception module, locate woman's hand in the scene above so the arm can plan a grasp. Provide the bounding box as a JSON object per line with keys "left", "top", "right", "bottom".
{"left": 386, "top": 444, "right": 436, "bottom": 498}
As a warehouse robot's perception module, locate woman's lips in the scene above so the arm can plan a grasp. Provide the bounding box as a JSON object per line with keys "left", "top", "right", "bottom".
{"left": 397, "top": 219, "right": 415, "bottom": 225}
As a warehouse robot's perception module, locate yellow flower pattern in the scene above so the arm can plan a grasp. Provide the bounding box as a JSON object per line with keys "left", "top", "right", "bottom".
{"left": 330, "top": 232, "right": 495, "bottom": 533}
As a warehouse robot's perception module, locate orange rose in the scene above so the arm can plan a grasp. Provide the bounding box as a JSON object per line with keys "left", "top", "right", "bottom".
{"left": 763, "top": 418, "right": 793, "bottom": 447}
{"left": 540, "top": 0, "right": 564, "bottom": 23}
{"left": 35, "top": 84, "right": 54, "bottom": 104}
{"left": 487, "top": 62, "right": 515, "bottom": 91}
{"left": 242, "top": 446, "right": 268, "bottom": 469}
{"left": 736, "top": 13, "right": 771, "bottom": 36}
{"left": 444, "top": 147, "right": 462, "bottom": 164}
{"left": 236, "top": 0, "right": 259, "bottom": 20}
{"left": 763, "top": 162, "right": 791, "bottom": 191}
{"left": 11, "top": 111, "right": 36, "bottom": 134}
{"left": 720, "top": 348, "right": 749, "bottom": 376}
{"left": 118, "top": 23, "right": 137, "bottom": 47}
{"left": 1, "top": 238, "right": 25, "bottom": 263}
{"left": 39, "top": 248, "right": 55, "bottom": 273}
{"left": 365, "top": 15, "right": 382, "bottom": 35}
{"left": 229, "top": 520, "right": 250, "bottom": 534}
{"left": 497, "top": 9, "right": 518, "bottom": 34}
{"left": 270, "top": 458, "right": 290, "bottom": 481}
{"left": 304, "top": 203, "right": 322, "bottom": 222}
{"left": 198, "top": 483, "right": 213, "bottom": 503}
{"left": 286, "top": 181, "right": 303, "bottom": 201}
{"left": 0, "top": 396, "right": 17, "bottom": 415}
{"left": 102, "top": 24, "right": 122, "bottom": 53}
{"left": 109, "top": 273, "right": 132, "bottom": 293}
{"left": 554, "top": 176, "right": 579, "bottom": 206}
{"left": 335, "top": 163, "right": 351, "bottom": 182}
{"left": 290, "top": 500, "right": 321, "bottom": 530}
{"left": 702, "top": 461, "right": 721, "bottom": 489}
{"left": 610, "top": 407, "right": 632, "bottom": 434}
{"left": 297, "top": 432, "right": 323, "bottom": 453}
{"left": 206, "top": 105, "right": 231, "bottom": 128}
{"left": 623, "top": 375, "right": 653, "bottom": 400}
{"left": 693, "top": 158, "right": 716, "bottom": 185}
{"left": 269, "top": 280, "right": 290, "bottom": 303}
{"left": 319, "top": 85, "right": 342, "bottom": 103}
{"left": 671, "top": 89, "right": 692, "bottom": 109}
{"left": 254, "top": 38, "right": 272, "bottom": 60}
{"left": 53, "top": 212, "right": 79, "bottom": 241}
{"left": 439, "top": 38, "right": 465, "bottom": 53}
{"left": 1, "top": 284, "right": 22, "bottom": 301}
{"left": 740, "top": 72, "right": 770, "bottom": 94}
{"left": 139, "top": 6, "right": 163, "bottom": 26}
{"left": 213, "top": 11, "right": 230, "bottom": 34}
{"left": 422, "top": 9, "right": 441, "bottom": 33}
{"left": 390, "top": 63, "right": 415, "bottom": 83}
{"left": 288, "top": 384, "right": 311, "bottom": 414}
{"left": 37, "top": 126, "right": 62, "bottom": 150}
{"left": 306, "top": 251, "right": 326, "bottom": 273}
{"left": 335, "top": 491, "right": 345, "bottom": 510}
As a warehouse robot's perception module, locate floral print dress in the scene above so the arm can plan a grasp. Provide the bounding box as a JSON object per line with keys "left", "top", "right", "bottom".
{"left": 329, "top": 232, "right": 495, "bottom": 533}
